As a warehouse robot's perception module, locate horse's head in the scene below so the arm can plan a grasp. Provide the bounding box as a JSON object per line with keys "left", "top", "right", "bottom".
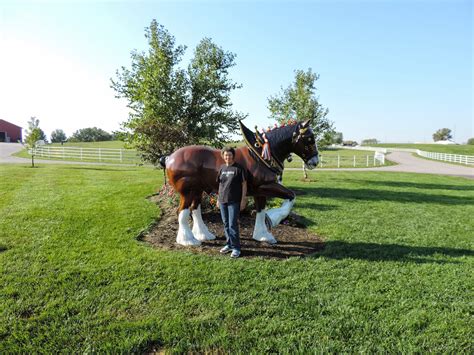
{"left": 291, "top": 120, "right": 319, "bottom": 169}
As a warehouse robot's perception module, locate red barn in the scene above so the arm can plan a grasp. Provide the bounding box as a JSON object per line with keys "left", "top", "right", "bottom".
{"left": 0, "top": 119, "right": 22, "bottom": 143}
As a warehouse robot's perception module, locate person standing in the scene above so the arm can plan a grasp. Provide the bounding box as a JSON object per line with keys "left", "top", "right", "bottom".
{"left": 216, "top": 147, "right": 247, "bottom": 258}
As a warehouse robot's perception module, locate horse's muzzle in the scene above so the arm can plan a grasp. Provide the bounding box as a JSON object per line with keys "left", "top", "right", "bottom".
{"left": 306, "top": 155, "right": 319, "bottom": 169}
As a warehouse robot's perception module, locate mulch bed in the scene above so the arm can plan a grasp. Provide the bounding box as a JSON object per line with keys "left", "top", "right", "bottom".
{"left": 140, "top": 195, "right": 325, "bottom": 260}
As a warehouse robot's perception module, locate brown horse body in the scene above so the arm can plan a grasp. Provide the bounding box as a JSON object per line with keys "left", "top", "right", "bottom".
{"left": 163, "top": 120, "right": 319, "bottom": 246}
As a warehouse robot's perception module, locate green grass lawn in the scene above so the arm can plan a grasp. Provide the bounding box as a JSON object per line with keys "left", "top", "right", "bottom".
{"left": 1, "top": 165, "right": 472, "bottom": 352}
{"left": 372, "top": 143, "right": 474, "bottom": 155}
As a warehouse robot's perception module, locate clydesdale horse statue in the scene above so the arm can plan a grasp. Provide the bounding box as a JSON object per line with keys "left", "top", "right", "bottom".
{"left": 160, "top": 120, "right": 319, "bottom": 246}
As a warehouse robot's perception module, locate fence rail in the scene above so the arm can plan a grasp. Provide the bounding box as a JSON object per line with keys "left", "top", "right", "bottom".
{"left": 291, "top": 153, "right": 385, "bottom": 168}
{"left": 416, "top": 150, "right": 474, "bottom": 165}
{"left": 29, "top": 146, "right": 388, "bottom": 168}
{"left": 30, "top": 146, "right": 140, "bottom": 163}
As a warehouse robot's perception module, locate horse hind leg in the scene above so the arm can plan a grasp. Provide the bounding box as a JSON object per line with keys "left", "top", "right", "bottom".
{"left": 176, "top": 193, "right": 201, "bottom": 246}
{"left": 191, "top": 194, "right": 216, "bottom": 241}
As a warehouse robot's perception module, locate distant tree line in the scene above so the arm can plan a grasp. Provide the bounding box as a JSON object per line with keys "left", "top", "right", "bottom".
{"left": 48, "top": 127, "right": 125, "bottom": 143}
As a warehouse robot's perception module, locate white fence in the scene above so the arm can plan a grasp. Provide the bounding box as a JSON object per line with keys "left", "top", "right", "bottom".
{"left": 29, "top": 146, "right": 388, "bottom": 168}
{"left": 293, "top": 153, "right": 386, "bottom": 168}
{"left": 30, "top": 146, "right": 140, "bottom": 163}
{"left": 417, "top": 150, "right": 474, "bottom": 165}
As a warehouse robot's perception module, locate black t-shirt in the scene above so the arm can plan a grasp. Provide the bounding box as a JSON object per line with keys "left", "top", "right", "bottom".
{"left": 217, "top": 163, "right": 247, "bottom": 203}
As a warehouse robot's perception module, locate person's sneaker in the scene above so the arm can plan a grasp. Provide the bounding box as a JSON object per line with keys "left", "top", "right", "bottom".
{"left": 230, "top": 249, "right": 241, "bottom": 258}
{"left": 220, "top": 245, "right": 232, "bottom": 254}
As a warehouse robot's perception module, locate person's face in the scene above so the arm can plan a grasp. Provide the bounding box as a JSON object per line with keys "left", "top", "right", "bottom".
{"left": 223, "top": 151, "right": 234, "bottom": 165}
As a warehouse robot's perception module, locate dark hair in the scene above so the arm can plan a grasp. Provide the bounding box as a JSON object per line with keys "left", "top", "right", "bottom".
{"left": 221, "top": 146, "right": 236, "bottom": 158}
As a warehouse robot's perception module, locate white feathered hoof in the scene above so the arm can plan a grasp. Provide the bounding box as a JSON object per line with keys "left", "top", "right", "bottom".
{"left": 267, "top": 199, "right": 295, "bottom": 226}
{"left": 192, "top": 205, "right": 216, "bottom": 241}
{"left": 252, "top": 231, "right": 277, "bottom": 244}
{"left": 176, "top": 228, "right": 201, "bottom": 246}
{"left": 176, "top": 208, "right": 201, "bottom": 246}
{"left": 192, "top": 226, "right": 216, "bottom": 241}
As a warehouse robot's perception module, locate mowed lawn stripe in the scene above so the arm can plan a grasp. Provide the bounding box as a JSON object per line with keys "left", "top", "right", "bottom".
{"left": 0, "top": 165, "right": 472, "bottom": 352}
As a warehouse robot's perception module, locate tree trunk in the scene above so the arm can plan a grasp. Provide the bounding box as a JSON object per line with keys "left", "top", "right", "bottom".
{"left": 31, "top": 151, "right": 35, "bottom": 168}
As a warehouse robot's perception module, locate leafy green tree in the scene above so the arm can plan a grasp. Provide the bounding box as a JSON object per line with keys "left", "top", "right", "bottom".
{"left": 432, "top": 128, "right": 452, "bottom": 142}
{"left": 268, "top": 68, "right": 332, "bottom": 139}
{"left": 268, "top": 68, "right": 333, "bottom": 177}
{"left": 333, "top": 132, "right": 343, "bottom": 144}
{"left": 467, "top": 138, "right": 474, "bottom": 145}
{"left": 111, "top": 20, "right": 244, "bottom": 165}
{"left": 51, "top": 129, "right": 67, "bottom": 143}
{"left": 26, "top": 117, "right": 47, "bottom": 143}
{"left": 69, "top": 127, "right": 113, "bottom": 142}
{"left": 361, "top": 138, "right": 379, "bottom": 146}
{"left": 24, "top": 118, "right": 45, "bottom": 167}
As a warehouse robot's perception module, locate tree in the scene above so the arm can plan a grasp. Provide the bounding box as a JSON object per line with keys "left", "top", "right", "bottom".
{"left": 26, "top": 117, "right": 47, "bottom": 143}
{"left": 333, "top": 132, "right": 343, "bottom": 145}
{"left": 467, "top": 138, "right": 474, "bottom": 145}
{"left": 51, "top": 129, "right": 67, "bottom": 143}
{"left": 69, "top": 127, "right": 113, "bottom": 142}
{"left": 268, "top": 68, "right": 333, "bottom": 177}
{"left": 432, "top": 128, "right": 452, "bottom": 142}
{"left": 111, "top": 20, "right": 244, "bottom": 165}
{"left": 361, "top": 138, "right": 379, "bottom": 146}
{"left": 24, "top": 118, "right": 45, "bottom": 167}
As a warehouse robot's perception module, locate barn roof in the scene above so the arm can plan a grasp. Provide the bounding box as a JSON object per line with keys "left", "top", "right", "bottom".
{"left": 0, "top": 119, "right": 22, "bottom": 128}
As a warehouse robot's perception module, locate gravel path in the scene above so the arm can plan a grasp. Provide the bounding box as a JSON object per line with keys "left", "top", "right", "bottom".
{"left": 1, "top": 143, "right": 473, "bottom": 179}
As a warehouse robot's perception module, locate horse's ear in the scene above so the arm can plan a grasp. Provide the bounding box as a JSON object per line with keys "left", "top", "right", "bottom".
{"left": 302, "top": 119, "right": 310, "bottom": 128}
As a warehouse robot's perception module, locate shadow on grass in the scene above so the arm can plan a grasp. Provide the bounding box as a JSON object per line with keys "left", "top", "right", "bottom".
{"left": 295, "top": 187, "right": 474, "bottom": 205}
{"left": 342, "top": 179, "right": 474, "bottom": 191}
{"left": 314, "top": 240, "right": 473, "bottom": 264}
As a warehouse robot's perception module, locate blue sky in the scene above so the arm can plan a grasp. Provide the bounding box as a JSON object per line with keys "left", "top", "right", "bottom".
{"left": 1, "top": 0, "right": 472, "bottom": 143}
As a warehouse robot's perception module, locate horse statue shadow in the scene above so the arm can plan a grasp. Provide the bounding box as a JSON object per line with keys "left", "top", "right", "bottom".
{"left": 160, "top": 120, "right": 319, "bottom": 246}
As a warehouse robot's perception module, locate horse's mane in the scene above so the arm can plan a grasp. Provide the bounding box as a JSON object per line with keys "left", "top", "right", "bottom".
{"left": 264, "top": 124, "right": 299, "bottom": 147}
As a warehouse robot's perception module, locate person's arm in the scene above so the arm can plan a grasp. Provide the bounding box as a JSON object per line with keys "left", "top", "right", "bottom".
{"left": 240, "top": 175, "right": 247, "bottom": 211}
{"left": 216, "top": 168, "right": 221, "bottom": 208}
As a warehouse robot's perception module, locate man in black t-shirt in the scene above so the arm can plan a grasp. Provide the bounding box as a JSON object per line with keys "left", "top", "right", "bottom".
{"left": 216, "top": 147, "right": 247, "bottom": 258}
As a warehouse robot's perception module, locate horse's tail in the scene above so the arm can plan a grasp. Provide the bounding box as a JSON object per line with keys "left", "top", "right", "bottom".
{"left": 159, "top": 156, "right": 168, "bottom": 185}
{"left": 159, "top": 155, "right": 168, "bottom": 169}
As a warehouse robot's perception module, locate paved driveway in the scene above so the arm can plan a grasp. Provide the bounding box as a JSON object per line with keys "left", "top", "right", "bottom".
{"left": 0, "top": 143, "right": 26, "bottom": 163}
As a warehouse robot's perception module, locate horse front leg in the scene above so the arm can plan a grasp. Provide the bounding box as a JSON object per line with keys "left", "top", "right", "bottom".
{"left": 252, "top": 196, "right": 277, "bottom": 244}
{"left": 258, "top": 183, "right": 296, "bottom": 228}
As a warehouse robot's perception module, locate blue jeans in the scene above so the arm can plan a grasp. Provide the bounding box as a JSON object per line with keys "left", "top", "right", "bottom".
{"left": 219, "top": 202, "right": 241, "bottom": 251}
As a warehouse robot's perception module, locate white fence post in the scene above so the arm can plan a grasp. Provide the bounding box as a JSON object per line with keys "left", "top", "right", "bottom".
{"left": 337, "top": 155, "right": 340, "bottom": 168}
{"left": 353, "top": 156, "right": 356, "bottom": 167}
